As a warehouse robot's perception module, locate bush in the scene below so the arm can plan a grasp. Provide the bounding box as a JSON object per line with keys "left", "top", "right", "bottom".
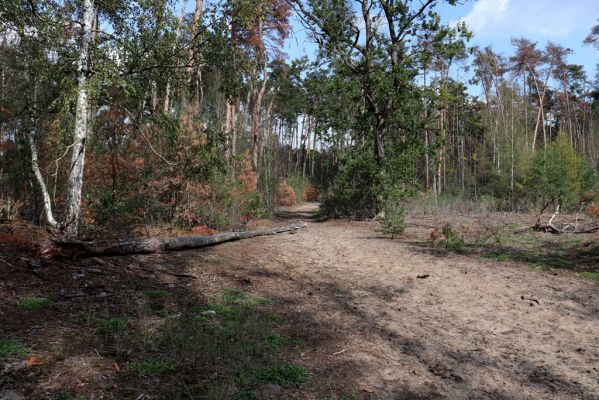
{"left": 276, "top": 181, "right": 297, "bottom": 206}
{"left": 530, "top": 133, "right": 598, "bottom": 211}
{"left": 303, "top": 184, "right": 319, "bottom": 202}
{"left": 382, "top": 184, "right": 408, "bottom": 238}
{"left": 439, "top": 223, "right": 464, "bottom": 252}
{"left": 320, "top": 151, "right": 381, "bottom": 219}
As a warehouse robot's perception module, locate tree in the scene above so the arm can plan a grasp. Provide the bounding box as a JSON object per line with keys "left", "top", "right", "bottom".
{"left": 530, "top": 132, "right": 597, "bottom": 210}
{"left": 289, "top": 0, "right": 468, "bottom": 215}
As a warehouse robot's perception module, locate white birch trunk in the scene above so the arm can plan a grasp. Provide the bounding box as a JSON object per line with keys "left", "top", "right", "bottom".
{"left": 28, "top": 126, "right": 59, "bottom": 229}
{"left": 63, "top": 0, "right": 94, "bottom": 239}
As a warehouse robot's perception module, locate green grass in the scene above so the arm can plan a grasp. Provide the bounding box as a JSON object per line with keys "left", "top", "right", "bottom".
{"left": 152, "top": 287, "right": 307, "bottom": 397}
{"left": 0, "top": 339, "right": 32, "bottom": 358}
{"left": 19, "top": 297, "right": 55, "bottom": 309}
{"left": 129, "top": 359, "right": 177, "bottom": 376}
{"left": 87, "top": 317, "right": 127, "bottom": 335}
{"left": 221, "top": 288, "right": 271, "bottom": 306}
{"left": 482, "top": 251, "right": 574, "bottom": 269}
{"left": 581, "top": 272, "right": 599, "bottom": 281}
{"left": 265, "top": 313, "right": 283, "bottom": 323}
{"left": 101, "top": 318, "right": 126, "bottom": 334}
{"left": 144, "top": 290, "right": 171, "bottom": 299}
{"left": 251, "top": 363, "right": 309, "bottom": 387}
{"left": 76, "top": 287, "right": 306, "bottom": 398}
{"left": 528, "top": 263, "right": 553, "bottom": 271}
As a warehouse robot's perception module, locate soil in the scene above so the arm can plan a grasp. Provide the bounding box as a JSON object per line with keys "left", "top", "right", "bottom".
{"left": 1, "top": 202, "right": 598, "bottom": 399}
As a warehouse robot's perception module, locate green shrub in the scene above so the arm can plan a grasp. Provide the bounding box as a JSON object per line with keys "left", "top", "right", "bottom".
{"left": 382, "top": 184, "right": 408, "bottom": 238}
{"left": 439, "top": 223, "right": 464, "bottom": 252}
{"left": 321, "top": 151, "right": 381, "bottom": 219}
{"left": 530, "top": 133, "right": 598, "bottom": 211}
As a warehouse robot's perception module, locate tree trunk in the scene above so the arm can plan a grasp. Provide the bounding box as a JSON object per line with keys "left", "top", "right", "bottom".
{"left": 28, "top": 116, "right": 58, "bottom": 229}
{"left": 252, "top": 46, "right": 267, "bottom": 171}
{"left": 38, "top": 223, "right": 307, "bottom": 260}
{"left": 63, "top": 0, "right": 94, "bottom": 240}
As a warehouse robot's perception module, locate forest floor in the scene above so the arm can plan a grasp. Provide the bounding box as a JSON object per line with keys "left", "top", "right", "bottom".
{"left": 0, "top": 203, "right": 598, "bottom": 400}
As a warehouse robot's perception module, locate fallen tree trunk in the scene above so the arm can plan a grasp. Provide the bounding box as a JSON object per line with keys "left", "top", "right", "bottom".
{"left": 533, "top": 222, "right": 599, "bottom": 234}
{"left": 37, "top": 223, "right": 307, "bottom": 260}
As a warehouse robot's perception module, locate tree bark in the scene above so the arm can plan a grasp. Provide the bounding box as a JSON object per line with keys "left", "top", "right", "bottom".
{"left": 252, "top": 40, "right": 267, "bottom": 171}
{"left": 63, "top": 0, "right": 94, "bottom": 240}
{"left": 28, "top": 122, "right": 58, "bottom": 229}
{"left": 37, "top": 223, "right": 307, "bottom": 260}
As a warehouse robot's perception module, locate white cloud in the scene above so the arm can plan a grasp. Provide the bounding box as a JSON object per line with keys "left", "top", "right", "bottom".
{"left": 460, "top": 0, "right": 598, "bottom": 40}
{"left": 462, "top": 0, "right": 509, "bottom": 35}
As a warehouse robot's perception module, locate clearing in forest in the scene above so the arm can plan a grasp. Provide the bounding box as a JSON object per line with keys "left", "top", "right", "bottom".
{"left": 0, "top": 203, "right": 598, "bottom": 399}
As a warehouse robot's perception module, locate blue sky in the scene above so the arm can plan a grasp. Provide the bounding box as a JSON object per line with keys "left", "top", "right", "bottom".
{"left": 283, "top": 0, "right": 598, "bottom": 80}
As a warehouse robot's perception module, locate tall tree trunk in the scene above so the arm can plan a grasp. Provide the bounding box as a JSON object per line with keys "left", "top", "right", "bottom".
{"left": 252, "top": 51, "right": 267, "bottom": 171}
{"left": 190, "top": 0, "right": 204, "bottom": 109}
{"left": 310, "top": 120, "right": 317, "bottom": 179}
{"left": 63, "top": 0, "right": 94, "bottom": 239}
{"left": 163, "top": 0, "right": 188, "bottom": 113}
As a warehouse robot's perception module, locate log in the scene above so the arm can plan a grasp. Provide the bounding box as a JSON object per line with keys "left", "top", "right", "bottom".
{"left": 37, "top": 223, "right": 307, "bottom": 260}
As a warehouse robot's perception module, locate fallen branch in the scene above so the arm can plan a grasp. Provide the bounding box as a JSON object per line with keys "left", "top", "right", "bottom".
{"left": 36, "top": 223, "right": 307, "bottom": 260}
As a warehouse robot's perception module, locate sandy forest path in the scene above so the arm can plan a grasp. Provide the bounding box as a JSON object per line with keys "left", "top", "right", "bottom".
{"left": 201, "top": 202, "right": 598, "bottom": 400}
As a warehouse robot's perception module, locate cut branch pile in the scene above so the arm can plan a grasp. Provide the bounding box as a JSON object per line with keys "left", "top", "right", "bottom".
{"left": 37, "top": 222, "right": 307, "bottom": 260}
{"left": 533, "top": 204, "right": 599, "bottom": 234}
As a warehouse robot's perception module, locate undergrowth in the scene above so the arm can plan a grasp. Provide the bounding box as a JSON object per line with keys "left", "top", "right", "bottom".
{"left": 19, "top": 297, "right": 55, "bottom": 309}
{"left": 0, "top": 339, "right": 32, "bottom": 358}
{"left": 80, "top": 287, "right": 308, "bottom": 398}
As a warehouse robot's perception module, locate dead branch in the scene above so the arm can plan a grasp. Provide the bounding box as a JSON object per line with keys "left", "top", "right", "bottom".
{"left": 36, "top": 222, "right": 307, "bottom": 260}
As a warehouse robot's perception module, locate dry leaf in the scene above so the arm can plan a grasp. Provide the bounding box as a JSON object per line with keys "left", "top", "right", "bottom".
{"left": 26, "top": 355, "right": 44, "bottom": 366}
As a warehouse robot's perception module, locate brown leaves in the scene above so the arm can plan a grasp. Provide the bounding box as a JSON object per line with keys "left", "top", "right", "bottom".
{"left": 26, "top": 355, "right": 44, "bottom": 367}
{"left": 276, "top": 181, "right": 297, "bottom": 206}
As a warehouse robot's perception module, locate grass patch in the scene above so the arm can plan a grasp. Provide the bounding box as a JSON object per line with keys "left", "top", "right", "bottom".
{"left": 265, "top": 313, "right": 283, "bottom": 323}
{"left": 19, "top": 297, "right": 55, "bottom": 309}
{"left": 150, "top": 287, "right": 307, "bottom": 397}
{"left": 129, "top": 359, "right": 177, "bottom": 376}
{"left": 144, "top": 290, "right": 171, "bottom": 299}
{"left": 482, "top": 251, "right": 574, "bottom": 269}
{"left": 252, "top": 363, "right": 309, "bottom": 387}
{"left": 0, "top": 339, "right": 32, "bottom": 358}
{"left": 101, "top": 318, "right": 126, "bottom": 334}
{"left": 87, "top": 316, "right": 127, "bottom": 335}
{"left": 221, "top": 288, "right": 271, "bottom": 306}
{"left": 581, "top": 272, "right": 599, "bottom": 281}
{"left": 528, "top": 263, "right": 553, "bottom": 271}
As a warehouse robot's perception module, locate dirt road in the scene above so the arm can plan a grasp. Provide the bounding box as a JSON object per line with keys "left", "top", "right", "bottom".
{"left": 202, "top": 203, "right": 599, "bottom": 399}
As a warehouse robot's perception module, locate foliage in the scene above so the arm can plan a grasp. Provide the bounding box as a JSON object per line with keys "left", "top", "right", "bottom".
{"left": 580, "top": 271, "right": 599, "bottom": 282}
{"left": 19, "top": 297, "right": 55, "bottom": 309}
{"left": 144, "top": 290, "right": 171, "bottom": 299}
{"left": 382, "top": 184, "right": 408, "bottom": 238}
{"left": 580, "top": 272, "right": 599, "bottom": 281}
{"left": 0, "top": 0, "right": 598, "bottom": 240}
{"left": 251, "top": 363, "right": 309, "bottom": 387}
{"left": 129, "top": 359, "right": 177, "bottom": 376}
{"left": 0, "top": 339, "right": 32, "bottom": 358}
{"left": 530, "top": 133, "right": 598, "bottom": 210}
{"left": 321, "top": 151, "right": 381, "bottom": 219}
{"left": 439, "top": 223, "right": 465, "bottom": 252}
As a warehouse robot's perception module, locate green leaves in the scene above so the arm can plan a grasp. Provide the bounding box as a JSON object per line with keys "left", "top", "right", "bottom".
{"left": 531, "top": 132, "right": 598, "bottom": 209}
